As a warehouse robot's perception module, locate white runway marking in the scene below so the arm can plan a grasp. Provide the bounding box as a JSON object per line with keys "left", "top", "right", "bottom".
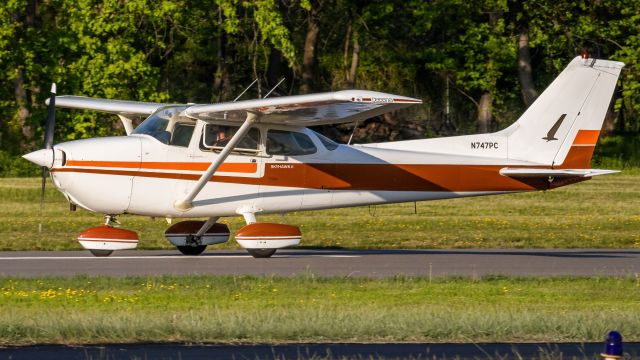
{"left": 0, "top": 255, "right": 359, "bottom": 260}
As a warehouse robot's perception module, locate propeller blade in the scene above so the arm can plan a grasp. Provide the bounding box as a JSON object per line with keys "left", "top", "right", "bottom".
{"left": 39, "top": 83, "right": 56, "bottom": 232}
{"left": 39, "top": 166, "right": 46, "bottom": 233}
{"left": 43, "top": 83, "right": 56, "bottom": 150}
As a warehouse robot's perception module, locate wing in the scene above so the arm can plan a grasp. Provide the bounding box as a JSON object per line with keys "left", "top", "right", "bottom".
{"left": 184, "top": 90, "right": 422, "bottom": 126}
{"left": 47, "top": 96, "right": 176, "bottom": 118}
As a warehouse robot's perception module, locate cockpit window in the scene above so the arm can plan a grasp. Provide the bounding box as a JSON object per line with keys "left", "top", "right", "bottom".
{"left": 313, "top": 131, "right": 339, "bottom": 151}
{"left": 132, "top": 106, "right": 195, "bottom": 147}
{"left": 266, "top": 130, "right": 317, "bottom": 156}
{"left": 201, "top": 124, "right": 261, "bottom": 153}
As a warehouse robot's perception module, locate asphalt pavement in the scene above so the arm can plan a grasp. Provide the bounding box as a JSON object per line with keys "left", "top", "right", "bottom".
{"left": 0, "top": 249, "right": 638, "bottom": 277}
{"left": 1, "top": 342, "right": 639, "bottom": 360}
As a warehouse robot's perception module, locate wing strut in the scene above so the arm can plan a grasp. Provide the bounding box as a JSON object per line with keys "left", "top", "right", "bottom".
{"left": 117, "top": 115, "right": 134, "bottom": 135}
{"left": 174, "top": 112, "right": 259, "bottom": 211}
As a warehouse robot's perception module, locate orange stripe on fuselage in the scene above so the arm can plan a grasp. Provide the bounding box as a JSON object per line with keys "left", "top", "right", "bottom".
{"left": 572, "top": 130, "right": 600, "bottom": 146}
{"left": 52, "top": 163, "right": 562, "bottom": 192}
{"left": 65, "top": 160, "right": 257, "bottom": 173}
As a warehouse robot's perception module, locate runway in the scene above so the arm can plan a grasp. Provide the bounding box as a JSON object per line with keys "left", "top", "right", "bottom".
{"left": 2, "top": 342, "right": 639, "bottom": 360}
{"left": 0, "top": 249, "right": 638, "bottom": 277}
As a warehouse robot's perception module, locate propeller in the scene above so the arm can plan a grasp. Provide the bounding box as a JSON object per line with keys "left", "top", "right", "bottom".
{"left": 38, "top": 83, "right": 56, "bottom": 233}
{"left": 44, "top": 83, "right": 56, "bottom": 150}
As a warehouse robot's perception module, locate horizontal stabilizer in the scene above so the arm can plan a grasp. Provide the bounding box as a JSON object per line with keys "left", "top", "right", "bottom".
{"left": 500, "top": 168, "right": 619, "bottom": 178}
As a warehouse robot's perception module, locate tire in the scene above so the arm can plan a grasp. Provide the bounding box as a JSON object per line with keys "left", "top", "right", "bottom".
{"left": 247, "top": 248, "right": 277, "bottom": 258}
{"left": 177, "top": 245, "right": 207, "bottom": 255}
{"left": 89, "top": 249, "right": 113, "bottom": 257}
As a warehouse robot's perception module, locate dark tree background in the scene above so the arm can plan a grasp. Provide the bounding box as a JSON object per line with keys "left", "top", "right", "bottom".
{"left": 1, "top": 0, "right": 639, "bottom": 174}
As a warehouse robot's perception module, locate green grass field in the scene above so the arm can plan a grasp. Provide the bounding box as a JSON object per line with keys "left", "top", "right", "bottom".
{"left": 0, "top": 275, "right": 638, "bottom": 345}
{"left": 0, "top": 173, "right": 638, "bottom": 251}
{"left": 1, "top": 176, "right": 639, "bottom": 347}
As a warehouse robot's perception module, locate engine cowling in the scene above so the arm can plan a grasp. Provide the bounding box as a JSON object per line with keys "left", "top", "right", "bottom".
{"left": 235, "top": 223, "right": 301, "bottom": 249}
{"left": 77, "top": 225, "right": 139, "bottom": 251}
{"left": 164, "top": 221, "right": 230, "bottom": 246}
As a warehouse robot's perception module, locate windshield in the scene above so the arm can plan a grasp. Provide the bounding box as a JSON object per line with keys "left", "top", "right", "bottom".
{"left": 133, "top": 106, "right": 195, "bottom": 146}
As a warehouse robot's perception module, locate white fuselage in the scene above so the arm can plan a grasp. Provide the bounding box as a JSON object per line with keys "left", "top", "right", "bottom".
{"left": 37, "top": 57, "right": 625, "bottom": 221}
{"left": 49, "top": 122, "right": 546, "bottom": 219}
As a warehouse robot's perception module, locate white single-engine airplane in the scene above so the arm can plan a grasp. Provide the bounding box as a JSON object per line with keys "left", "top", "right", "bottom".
{"left": 23, "top": 57, "right": 624, "bottom": 257}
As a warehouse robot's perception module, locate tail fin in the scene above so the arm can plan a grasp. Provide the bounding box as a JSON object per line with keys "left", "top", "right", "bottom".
{"left": 499, "top": 57, "right": 624, "bottom": 168}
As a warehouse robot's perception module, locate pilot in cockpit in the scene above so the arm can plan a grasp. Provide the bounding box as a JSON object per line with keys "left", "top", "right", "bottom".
{"left": 214, "top": 128, "right": 230, "bottom": 147}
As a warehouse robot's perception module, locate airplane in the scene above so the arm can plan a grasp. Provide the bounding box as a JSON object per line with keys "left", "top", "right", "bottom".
{"left": 23, "top": 56, "right": 624, "bottom": 258}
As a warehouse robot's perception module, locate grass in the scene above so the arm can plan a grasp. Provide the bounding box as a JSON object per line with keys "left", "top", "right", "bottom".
{"left": 0, "top": 275, "right": 639, "bottom": 345}
{"left": 0, "top": 173, "right": 638, "bottom": 251}
{"left": 1, "top": 175, "right": 639, "bottom": 349}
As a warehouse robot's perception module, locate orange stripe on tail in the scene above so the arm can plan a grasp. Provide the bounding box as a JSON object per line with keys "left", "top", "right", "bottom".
{"left": 557, "top": 130, "right": 600, "bottom": 168}
{"left": 572, "top": 130, "right": 600, "bottom": 146}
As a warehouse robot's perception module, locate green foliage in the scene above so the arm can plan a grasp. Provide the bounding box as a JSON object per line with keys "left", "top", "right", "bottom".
{"left": 253, "top": 0, "right": 297, "bottom": 66}
{"left": 0, "top": 152, "right": 39, "bottom": 177}
{"left": 593, "top": 135, "right": 640, "bottom": 168}
{"left": 0, "top": 0, "right": 639, "bottom": 154}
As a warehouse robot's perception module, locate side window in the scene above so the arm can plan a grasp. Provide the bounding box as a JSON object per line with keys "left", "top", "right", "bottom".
{"left": 169, "top": 123, "right": 195, "bottom": 147}
{"left": 201, "top": 124, "right": 260, "bottom": 153}
{"left": 266, "top": 130, "right": 317, "bottom": 156}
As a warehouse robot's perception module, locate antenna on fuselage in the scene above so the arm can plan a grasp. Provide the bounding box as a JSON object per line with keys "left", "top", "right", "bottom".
{"left": 232, "top": 79, "right": 258, "bottom": 102}
{"left": 347, "top": 120, "right": 360, "bottom": 145}
{"left": 224, "top": 79, "right": 258, "bottom": 120}
{"left": 264, "top": 78, "right": 286, "bottom": 99}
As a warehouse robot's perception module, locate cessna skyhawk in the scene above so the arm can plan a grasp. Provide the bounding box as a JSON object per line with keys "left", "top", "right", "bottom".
{"left": 23, "top": 57, "right": 624, "bottom": 257}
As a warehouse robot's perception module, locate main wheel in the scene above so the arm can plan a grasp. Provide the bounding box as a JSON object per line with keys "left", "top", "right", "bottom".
{"left": 247, "top": 249, "right": 277, "bottom": 258}
{"left": 177, "top": 245, "right": 207, "bottom": 255}
{"left": 89, "top": 249, "right": 113, "bottom": 257}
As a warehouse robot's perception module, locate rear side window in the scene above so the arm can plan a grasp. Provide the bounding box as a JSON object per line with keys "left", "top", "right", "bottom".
{"left": 266, "top": 130, "right": 317, "bottom": 156}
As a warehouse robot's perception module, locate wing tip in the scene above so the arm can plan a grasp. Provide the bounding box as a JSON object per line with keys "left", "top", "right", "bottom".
{"left": 334, "top": 90, "right": 422, "bottom": 104}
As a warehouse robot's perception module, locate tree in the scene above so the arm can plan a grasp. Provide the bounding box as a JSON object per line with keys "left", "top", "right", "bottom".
{"left": 1, "top": 0, "right": 639, "bottom": 170}
{"left": 299, "top": 0, "right": 320, "bottom": 94}
{"left": 418, "top": 0, "right": 515, "bottom": 133}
